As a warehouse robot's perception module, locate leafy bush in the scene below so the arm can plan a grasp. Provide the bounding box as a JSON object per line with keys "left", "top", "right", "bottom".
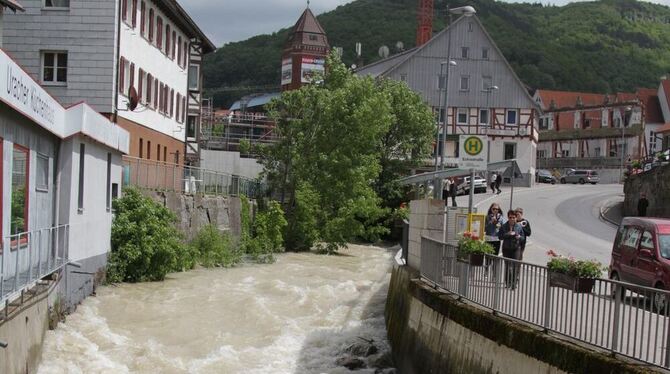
{"left": 246, "top": 200, "right": 288, "bottom": 263}
{"left": 239, "top": 138, "right": 251, "bottom": 155}
{"left": 190, "top": 224, "right": 241, "bottom": 268}
{"left": 284, "top": 183, "right": 321, "bottom": 251}
{"left": 546, "top": 250, "right": 603, "bottom": 279}
{"left": 458, "top": 231, "right": 495, "bottom": 255}
{"left": 108, "top": 188, "right": 189, "bottom": 283}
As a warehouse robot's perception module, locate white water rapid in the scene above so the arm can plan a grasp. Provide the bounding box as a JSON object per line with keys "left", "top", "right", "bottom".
{"left": 36, "top": 244, "right": 396, "bottom": 374}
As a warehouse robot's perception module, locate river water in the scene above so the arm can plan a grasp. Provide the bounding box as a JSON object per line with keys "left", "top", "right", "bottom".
{"left": 36, "top": 245, "right": 396, "bottom": 374}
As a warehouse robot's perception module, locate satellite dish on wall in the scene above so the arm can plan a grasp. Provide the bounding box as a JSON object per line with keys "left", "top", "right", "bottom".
{"left": 128, "top": 86, "right": 139, "bottom": 111}
{"left": 378, "top": 45, "right": 390, "bottom": 59}
{"left": 395, "top": 41, "right": 404, "bottom": 51}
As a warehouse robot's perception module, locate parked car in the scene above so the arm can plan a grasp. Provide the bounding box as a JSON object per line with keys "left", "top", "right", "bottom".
{"left": 609, "top": 217, "right": 670, "bottom": 310}
{"left": 536, "top": 169, "right": 556, "bottom": 184}
{"left": 457, "top": 176, "right": 487, "bottom": 195}
{"left": 559, "top": 169, "right": 599, "bottom": 184}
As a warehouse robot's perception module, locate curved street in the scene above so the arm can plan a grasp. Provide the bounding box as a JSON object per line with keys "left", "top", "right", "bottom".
{"left": 457, "top": 183, "right": 623, "bottom": 267}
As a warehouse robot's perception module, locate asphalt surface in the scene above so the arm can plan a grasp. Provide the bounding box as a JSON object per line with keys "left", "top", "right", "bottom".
{"left": 453, "top": 183, "right": 623, "bottom": 267}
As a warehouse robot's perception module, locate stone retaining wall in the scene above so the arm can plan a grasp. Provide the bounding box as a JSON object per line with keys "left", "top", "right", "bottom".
{"left": 623, "top": 164, "right": 670, "bottom": 218}
{"left": 386, "top": 265, "right": 658, "bottom": 374}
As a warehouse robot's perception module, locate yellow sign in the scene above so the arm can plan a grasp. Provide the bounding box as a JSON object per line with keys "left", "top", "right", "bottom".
{"left": 463, "top": 136, "right": 484, "bottom": 156}
{"left": 467, "top": 213, "right": 486, "bottom": 240}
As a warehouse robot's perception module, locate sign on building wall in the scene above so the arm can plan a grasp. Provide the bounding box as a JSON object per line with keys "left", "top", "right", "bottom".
{"left": 0, "top": 50, "right": 64, "bottom": 136}
{"left": 301, "top": 56, "right": 325, "bottom": 83}
{"left": 459, "top": 135, "right": 488, "bottom": 170}
{"left": 281, "top": 58, "right": 292, "bottom": 86}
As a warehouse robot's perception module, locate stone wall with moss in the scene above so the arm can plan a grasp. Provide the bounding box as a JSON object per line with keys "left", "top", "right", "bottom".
{"left": 624, "top": 164, "right": 670, "bottom": 218}
{"left": 386, "top": 265, "right": 658, "bottom": 374}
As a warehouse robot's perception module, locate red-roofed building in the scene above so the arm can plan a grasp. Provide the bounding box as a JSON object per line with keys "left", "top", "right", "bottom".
{"left": 532, "top": 89, "right": 646, "bottom": 178}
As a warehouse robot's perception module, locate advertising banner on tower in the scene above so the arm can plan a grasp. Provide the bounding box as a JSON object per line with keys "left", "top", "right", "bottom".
{"left": 458, "top": 135, "right": 488, "bottom": 171}
{"left": 281, "top": 58, "right": 292, "bottom": 86}
{"left": 301, "top": 56, "right": 325, "bottom": 83}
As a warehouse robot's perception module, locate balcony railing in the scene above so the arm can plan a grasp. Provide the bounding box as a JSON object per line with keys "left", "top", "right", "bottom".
{"left": 122, "top": 156, "right": 265, "bottom": 198}
{"left": 1, "top": 225, "right": 69, "bottom": 307}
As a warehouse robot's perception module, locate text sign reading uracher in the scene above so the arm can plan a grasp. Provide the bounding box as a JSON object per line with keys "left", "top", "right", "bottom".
{"left": 459, "top": 135, "right": 488, "bottom": 171}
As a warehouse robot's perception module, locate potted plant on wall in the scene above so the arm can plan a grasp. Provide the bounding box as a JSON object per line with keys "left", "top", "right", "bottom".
{"left": 458, "top": 231, "right": 495, "bottom": 266}
{"left": 546, "top": 250, "right": 603, "bottom": 293}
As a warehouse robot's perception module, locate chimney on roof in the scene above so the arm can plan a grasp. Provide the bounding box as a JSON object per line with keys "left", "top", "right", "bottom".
{"left": 576, "top": 96, "right": 583, "bottom": 108}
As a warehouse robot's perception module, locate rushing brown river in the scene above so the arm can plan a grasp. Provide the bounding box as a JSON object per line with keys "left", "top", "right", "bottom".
{"left": 36, "top": 245, "right": 396, "bottom": 374}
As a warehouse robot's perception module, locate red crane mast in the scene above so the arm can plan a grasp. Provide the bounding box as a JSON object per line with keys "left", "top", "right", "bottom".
{"left": 416, "top": 0, "right": 434, "bottom": 46}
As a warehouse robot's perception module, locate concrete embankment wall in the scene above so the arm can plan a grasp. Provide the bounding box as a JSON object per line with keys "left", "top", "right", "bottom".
{"left": 0, "top": 278, "right": 61, "bottom": 374}
{"left": 623, "top": 164, "right": 670, "bottom": 218}
{"left": 385, "top": 265, "right": 653, "bottom": 374}
{"left": 142, "top": 191, "right": 242, "bottom": 241}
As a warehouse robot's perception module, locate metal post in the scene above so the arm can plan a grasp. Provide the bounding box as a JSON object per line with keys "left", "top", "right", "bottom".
{"left": 612, "top": 283, "right": 622, "bottom": 353}
{"left": 468, "top": 169, "right": 475, "bottom": 214}
{"left": 27, "top": 232, "right": 33, "bottom": 283}
{"left": 543, "top": 273, "right": 552, "bottom": 330}
{"left": 14, "top": 234, "right": 20, "bottom": 292}
{"left": 620, "top": 118, "right": 625, "bottom": 183}
{"left": 509, "top": 171, "right": 515, "bottom": 211}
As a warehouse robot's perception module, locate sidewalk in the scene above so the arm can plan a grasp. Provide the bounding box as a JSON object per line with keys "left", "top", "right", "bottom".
{"left": 600, "top": 196, "right": 624, "bottom": 227}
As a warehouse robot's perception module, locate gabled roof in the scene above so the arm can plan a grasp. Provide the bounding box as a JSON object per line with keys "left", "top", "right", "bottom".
{"left": 356, "top": 15, "right": 539, "bottom": 110}
{"left": 157, "top": 0, "right": 215, "bottom": 53}
{"left": 354, "top": 47, "right": 416, "bottom": 78}
{"left": 0, "top": 0, "right": 24, "bottom": 12}
{"left": 637, "top": 88, "right": 664, "bottom": 124}
{"left": 229, "top": 92, "right": 280, "bottom": 111}
{"left": 535, "top": 90, "right": 606, "bottom": 110}
{"left": 293, "top": 8, "right": 326, "bottom": 35}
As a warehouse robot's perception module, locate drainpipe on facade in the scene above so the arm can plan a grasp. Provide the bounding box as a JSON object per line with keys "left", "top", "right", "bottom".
{"left": 113, "top": 0, "right": 122, "bottom": 123}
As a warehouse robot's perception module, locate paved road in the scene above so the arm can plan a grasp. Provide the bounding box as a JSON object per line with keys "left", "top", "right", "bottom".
{"left": 453, "top": 183, "right": 623, "bottom": 267}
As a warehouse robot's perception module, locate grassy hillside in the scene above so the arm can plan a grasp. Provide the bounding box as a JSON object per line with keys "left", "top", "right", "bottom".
{"left": 203, "top": 0, "right": 670, "bottom": 108}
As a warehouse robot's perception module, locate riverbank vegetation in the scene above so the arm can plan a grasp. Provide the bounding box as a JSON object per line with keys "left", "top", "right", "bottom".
{"left": 107, "top": 188, "right": 288, "bottom": 283}
{"left": 260, "top": 53, "right": 433, "bottom": 253}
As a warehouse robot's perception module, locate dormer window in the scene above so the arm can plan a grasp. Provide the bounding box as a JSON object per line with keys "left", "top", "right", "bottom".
{"left": 309, "top": 34, "right": 318, "bottom": 41}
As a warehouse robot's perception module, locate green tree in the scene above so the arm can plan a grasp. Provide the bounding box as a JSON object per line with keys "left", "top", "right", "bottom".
{"left": 107, "top": 188, "right": 189, "bottom": 283}
{"left": 261, "top": 52, "right": 433, "bottom": 251}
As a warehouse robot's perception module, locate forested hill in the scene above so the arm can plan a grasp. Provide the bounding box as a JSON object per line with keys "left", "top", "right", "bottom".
{"left": 203, "top": 0, "right": 670, "bottom": 108}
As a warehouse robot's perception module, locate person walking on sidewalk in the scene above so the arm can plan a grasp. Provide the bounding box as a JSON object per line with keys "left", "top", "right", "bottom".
{"left": 449, "top": 178, "right": 457, "bottom": 207}
{"left": 515, "top": 207, "right": 531, "bottom": 260}
{"left": 490, "top": 172, "right": 497, "bottom": 194}
{"left": 499, "top": 210, "right": 524, "bottom": 289}
{"left": 495, "top": 173, "right": 503, "bottom": 194}
{"left": 442, "top": 178, "right": 451, "bottom": 205}
{"left": 638, "top": 192, "right": 649, "bottom": 217}
{"left": 484, "top": 203, "right": 504, "bottom": 277}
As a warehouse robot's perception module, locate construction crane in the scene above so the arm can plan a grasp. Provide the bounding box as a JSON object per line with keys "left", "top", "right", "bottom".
{"left": 416, "top": 0, "right": 434, "bottom": 46}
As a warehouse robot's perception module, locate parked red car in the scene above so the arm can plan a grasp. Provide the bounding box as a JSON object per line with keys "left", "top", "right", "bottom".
{"left": 609, "top": 217, "right": 670, "bottom": 310}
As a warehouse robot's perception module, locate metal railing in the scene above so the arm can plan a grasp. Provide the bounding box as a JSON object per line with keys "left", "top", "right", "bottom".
{"left": 420, "top": 236, "right": 670, "bottom": 369}
{"left": 122, "top": 156, "right": 265, "bottom": 198}
{"left": 1, "top": 225, "right": 69, "bottom": 306}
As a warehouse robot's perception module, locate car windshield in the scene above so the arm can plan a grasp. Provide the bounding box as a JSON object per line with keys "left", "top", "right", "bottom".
{"left": 539, "top": 170, "right": 550, "bottom": 176}
{"left": 590, "top": 171, "right": 598, "bottom": 176}
{"left": 660, "top": 235, "right": 670, "bottom": 260}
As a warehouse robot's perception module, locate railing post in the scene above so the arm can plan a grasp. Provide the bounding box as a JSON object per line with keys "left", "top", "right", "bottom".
{"left": 611, "top": 283, "right": 622, "bottom": 353}
{"left": 14, "top": 234, "right": 21, "bottom": 292}
{"left": 543, "top": 271, "right": 552, "bottom": 331}
{"left": 459, "top": 261, "right": 470, "bottom": 298}
{"left": 493, "top": 256, "right": 501, "bottom": 313}
{"left": 37, "top": 230, "right": 43, "bottom": 276}
{"left": 27, "top": 232, "right": 33, "bottom": 283}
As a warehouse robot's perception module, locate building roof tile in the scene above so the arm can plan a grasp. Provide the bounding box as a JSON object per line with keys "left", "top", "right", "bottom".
{"left": 637, "top": 88, "right": 664, "bottom": 124}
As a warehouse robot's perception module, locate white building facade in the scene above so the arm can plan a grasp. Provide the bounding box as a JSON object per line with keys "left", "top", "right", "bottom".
{"left": 1, "top": 0, "right": 214, "bottom": 166}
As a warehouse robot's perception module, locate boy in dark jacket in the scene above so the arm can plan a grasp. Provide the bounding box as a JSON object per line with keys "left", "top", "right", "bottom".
{"left": 515, "top": 207, "right": 531, "bottom": 260}
{"left": 499, "top": 209, "right": 524, "bottom": 289}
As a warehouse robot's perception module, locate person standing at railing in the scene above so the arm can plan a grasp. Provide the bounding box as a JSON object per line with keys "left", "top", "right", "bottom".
{"left": 484, "top": 203, "right": 505, "bottom": 277}
{"left": 499, "top": 210, "right": 524, "bottom": 290}
{"left": 515, "top": 207, "right": 531, "bottom": 260}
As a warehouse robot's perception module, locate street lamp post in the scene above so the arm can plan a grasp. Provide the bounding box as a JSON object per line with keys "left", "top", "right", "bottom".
{"left": 620, "top": 106, "right": 632, "bottom": 183}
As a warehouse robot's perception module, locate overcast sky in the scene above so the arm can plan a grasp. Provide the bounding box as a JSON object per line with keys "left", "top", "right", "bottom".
{"left": 181, "top": 0, "right": 670, "bottom": 47}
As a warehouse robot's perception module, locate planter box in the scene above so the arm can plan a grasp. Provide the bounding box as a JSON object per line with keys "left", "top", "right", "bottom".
{"left": 457, "top": 252, "right": 485, "bottom": 267}
{"left": 549, "top": 272, "right": 596, "bottom": 293}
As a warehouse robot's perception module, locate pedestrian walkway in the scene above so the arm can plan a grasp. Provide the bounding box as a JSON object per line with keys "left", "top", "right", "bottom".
{"left": 600, "top": 196, "right": 624, "bottom": 227}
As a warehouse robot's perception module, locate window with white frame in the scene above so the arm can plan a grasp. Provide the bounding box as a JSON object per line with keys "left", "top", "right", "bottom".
{"left": 479, "top": 109, "right": 489, "bottom": 125}
{"left": 594, "top": 147, "right": 601, "bottom": 157}
{"left": 36, "top": 153, "right": 49, "bottom": 192}
{"left": 506, "top": 109, "right": 518, "bottom": 125}
{"left": 437, "top": 74, "right": 446, "bottom": 89}
{"left": 457, "top": 108, "right": 468, "bottom": 124}
{"left": 44, "top": 0, "right": 69, "bottom": 8}
{"left": 41, "top": 51, "right": 67, "bottom": 85}
{"left": 119, "top": 57, "right": 130, "bottom": 95}
{"left": 188, "top": 65, "right": 200, "bottom": 90}
{"left": 482, "top": 47, "right": 489, "bottom": 59}
{"left": 537, "top": 150, "right": 547, "bottom": 159}
{"left": 561, "top": 149, "right": 570, "bottom": 158}
{"left": 461, "top": 47, "right": 469, "bottom": 59}
{"left": 460, "top": 75, "right": 469, "bottom": 91}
